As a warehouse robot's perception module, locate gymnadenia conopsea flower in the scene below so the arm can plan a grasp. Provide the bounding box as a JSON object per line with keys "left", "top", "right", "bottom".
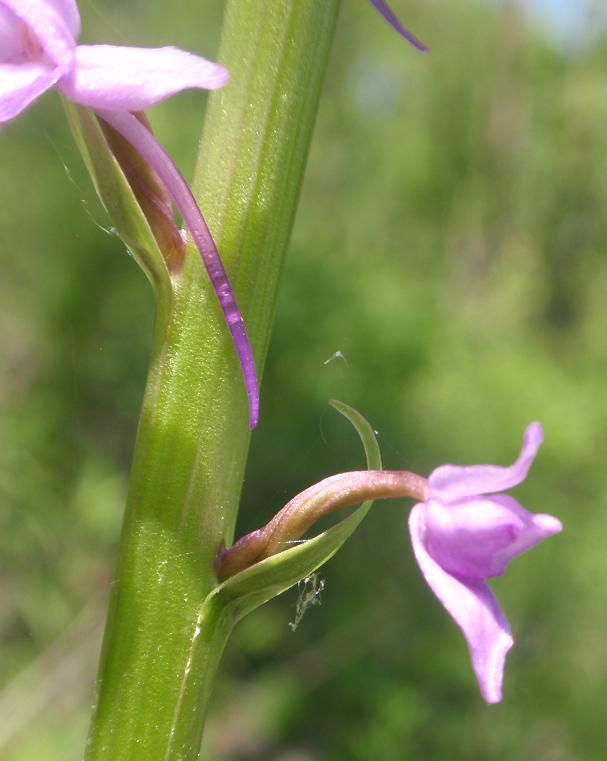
{"left": 0, "top": 0, "right": 259, "bottom": 428}
{"left": 408, "top": 422, "right": 562, "bottom": 702}
{"left": 216, "top": 422, "right": 562, "bottom": 702}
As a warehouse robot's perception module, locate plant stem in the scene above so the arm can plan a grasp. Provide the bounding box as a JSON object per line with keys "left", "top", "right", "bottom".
{"left": 84, "top": 2, "right": 341, "bottom": 759}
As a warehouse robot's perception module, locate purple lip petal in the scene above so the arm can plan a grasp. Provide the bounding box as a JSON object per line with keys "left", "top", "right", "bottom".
{"left": 428, "top": 422, "right": 544, "bottom": 503}
{"left": 424, "top": 493, "right": 562, "bottom": 580}
{"left": 368, "top": 0, "right": 428, "bottom": 52}
{"left": 58, "top": 45, "right": 228, "bottom": 111}
{"left": 409, "top": 503, "right": 513, "bottom": 704}
{"left": 409, "top": 423, "right": 562, "bottom": 702}
{"left": 97, "top": 109, "right": 259, "bottom": 429}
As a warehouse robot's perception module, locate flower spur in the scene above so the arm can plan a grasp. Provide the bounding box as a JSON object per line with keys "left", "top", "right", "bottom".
{"left": 368, "top": 0, "right": 428, "bottom": 52}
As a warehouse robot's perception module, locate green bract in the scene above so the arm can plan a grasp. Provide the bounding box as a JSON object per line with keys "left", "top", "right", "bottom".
{"left": 207, "top": 401, "right": 382, "bottom": 623}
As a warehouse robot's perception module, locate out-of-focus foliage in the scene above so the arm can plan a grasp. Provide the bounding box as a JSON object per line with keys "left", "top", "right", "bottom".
{"left": 1, "top": 1, "right": 607, "bottom": 759}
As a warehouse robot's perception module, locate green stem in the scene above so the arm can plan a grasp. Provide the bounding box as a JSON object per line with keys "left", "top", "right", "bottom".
{"left": 84, "top": 2, "right": 340, "bottom": 759}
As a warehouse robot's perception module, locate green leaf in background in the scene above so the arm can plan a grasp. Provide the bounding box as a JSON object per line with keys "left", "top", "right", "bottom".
{"left": 207, "top": 400, "right": 382, "bottom": 624}
{"left": 62, "top": 100, "right": 170, "bottom": 304}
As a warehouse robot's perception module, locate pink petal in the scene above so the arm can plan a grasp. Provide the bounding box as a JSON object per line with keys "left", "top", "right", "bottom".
{"left": 43, "top": 0, "right": 80, "bottom": 37}
{"left": 428, "top": 423, "right": 544, "bottom": 502}
{"left": 1, "top": 0, "right": 76, "bottom": 70}
{"left": 96, "top": 110, "right": 259, "bottom": 429}
{"left": 0, "top": 5, "right": 25, "bottom": 62}
{"left": 409, "top": 504, "right": 513, "bottom": 703}
{"left": 424, "top": 495, "right": 563, "bottom": 580}
{"left": 0, "top": 61, "right": 57, "bottom": 121}
{"left": 58, "top": 45, "right": 228, "bottom": 111}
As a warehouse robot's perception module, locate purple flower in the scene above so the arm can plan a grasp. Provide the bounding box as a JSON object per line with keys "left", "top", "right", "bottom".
{"left": 409, "top": 423, "right": 562, "bottom": 703}
{"left": 0, "top": 0, "right": 259, "bottom": 428}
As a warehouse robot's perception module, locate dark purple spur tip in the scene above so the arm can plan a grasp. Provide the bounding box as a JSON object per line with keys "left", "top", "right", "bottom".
{"left": 369, "top": 0, "right": 428, "bottom": 53}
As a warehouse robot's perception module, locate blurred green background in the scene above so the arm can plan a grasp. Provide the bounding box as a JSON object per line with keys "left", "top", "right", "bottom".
{"left": 2, "top": 1, "right": 607, "bottom": 759}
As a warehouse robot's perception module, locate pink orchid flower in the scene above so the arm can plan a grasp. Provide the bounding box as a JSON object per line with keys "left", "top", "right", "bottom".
{"left": 215, "top": 417, "right": 561, "bottom": 701}
{"left": 409, "top": 422, "right": 562, "bottom": 703}
{"left": 0, "top": 0, "right": 258, "bottom": 428}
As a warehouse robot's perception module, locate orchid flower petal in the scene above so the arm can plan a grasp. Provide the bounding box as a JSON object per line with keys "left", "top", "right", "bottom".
{"left": 409, "top": 503, "right": 513, "bottom": 704}
{"left": 424, "top": 494, "right": 563, "bottom": 580}
{"left": 58, "top": 45, "right": 228, "bottom": 112}
{"left": 428, "top": 422, "right": 544, "bottom": 502}
{"left": 410, "top": 423, "right": 561, "bottom": 701}
{"left": 0, "top": 5, "right": 25, "bottom": 62}
{"left": 1, "top": 0, "right": 75, "bottom": 70}
{"left": 43, "top": 0, "right": 80, "bottom": 37}
{"left": 0, "top": 61, "right": 57, "bottom": 120}
{"left": 97, "top": 109, "right": 259, "bottom": 429}
{"left": 368, "top": 0, "right": 428, "bottom": 52}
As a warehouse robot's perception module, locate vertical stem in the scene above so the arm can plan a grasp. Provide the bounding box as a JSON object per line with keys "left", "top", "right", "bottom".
{"left": 84, "top": 2, "right": 341, "bottom": 760}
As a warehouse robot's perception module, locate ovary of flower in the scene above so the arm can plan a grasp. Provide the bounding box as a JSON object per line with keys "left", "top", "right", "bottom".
{"left": 0, "top": 0, "right": 259, "bottom": 428}
{"left": 409, "top": 422, "right": 562, "bottom": 703}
